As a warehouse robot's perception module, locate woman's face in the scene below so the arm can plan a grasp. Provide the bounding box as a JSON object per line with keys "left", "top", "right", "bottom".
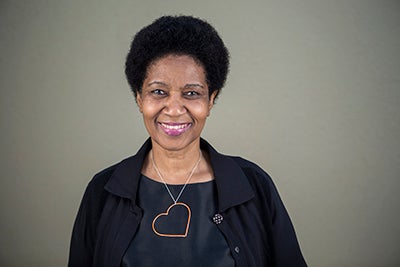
{"left": 137, "top": 54, "right": 217, "bottom": 152}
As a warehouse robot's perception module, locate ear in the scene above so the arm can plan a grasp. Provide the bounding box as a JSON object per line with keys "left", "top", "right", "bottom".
{"left": 207, "top": 91, "right": 218, "bottom": 116}
{"left": 136, "top": 92, "right": 143, "bottom": 113}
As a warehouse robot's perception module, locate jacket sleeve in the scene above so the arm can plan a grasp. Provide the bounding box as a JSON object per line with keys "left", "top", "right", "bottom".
{"left": 264, "top": 174, "right": 307, "bottom": 266}
{"left": 68, "top": 176, "right": 109, "bottom": 267}
{"left": 239, "top": 159, "right": 307, "bottom": 266}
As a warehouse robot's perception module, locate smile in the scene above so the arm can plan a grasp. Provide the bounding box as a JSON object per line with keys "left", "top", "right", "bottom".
{"left": 159, "top": 122, "right": 192, "bottom": 136}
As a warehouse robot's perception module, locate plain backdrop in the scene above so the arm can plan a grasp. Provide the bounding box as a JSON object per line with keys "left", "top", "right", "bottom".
{"left": 1, "top": 0, "right": 399, "bottom": 266}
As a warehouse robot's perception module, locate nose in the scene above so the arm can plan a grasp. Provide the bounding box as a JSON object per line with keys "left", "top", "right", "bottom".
{"left": 164, "top": 93, "right": 187, "bottom": 116}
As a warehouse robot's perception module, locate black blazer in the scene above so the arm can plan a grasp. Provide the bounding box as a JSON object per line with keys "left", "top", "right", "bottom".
{"left": 69, "top": 138, "right": 307, "bottom": 266}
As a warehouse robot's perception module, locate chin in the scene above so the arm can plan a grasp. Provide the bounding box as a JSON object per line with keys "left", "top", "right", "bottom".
{"left": 151, "top": 135, "right": 200, "bottom": 151}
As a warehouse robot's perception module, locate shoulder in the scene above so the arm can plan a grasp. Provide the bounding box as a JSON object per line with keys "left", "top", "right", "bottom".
{"left": 228, "top": 155, "right": 282, "bottom": 203}
{"left": 230, "top": 156, "right": 267, "bottom": 173}
{"left": 85, "top": 163, "right": 119, "bottom": 198}
{"left": 81, "top": 156, "right": 132, "bottom": 211}
{"left": 230, "top": 156, "right": 274, "bottom": 185}
{"left": 82, "top": 151, "right": 142, "bottom": 204}
{"left": 203, "top": 138, "right": 278, "bottom": 200}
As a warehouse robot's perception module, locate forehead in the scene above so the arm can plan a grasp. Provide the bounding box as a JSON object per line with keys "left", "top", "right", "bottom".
{"left": 145, "top": 54, "right": 206, "bottom": 81}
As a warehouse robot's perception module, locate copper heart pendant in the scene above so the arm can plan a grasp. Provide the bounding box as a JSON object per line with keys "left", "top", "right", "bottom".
{"left": 152, "top": 202, "right": 191, "bottom": 238}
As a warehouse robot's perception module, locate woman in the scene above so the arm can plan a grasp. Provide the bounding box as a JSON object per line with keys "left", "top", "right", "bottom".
{"left": 69, "top": 16, "right": 307, "bottom": 267}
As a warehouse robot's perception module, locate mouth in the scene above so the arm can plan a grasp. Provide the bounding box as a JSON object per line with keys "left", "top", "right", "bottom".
{"left": 158, "top": 122, "right": 192, "bottom": 136}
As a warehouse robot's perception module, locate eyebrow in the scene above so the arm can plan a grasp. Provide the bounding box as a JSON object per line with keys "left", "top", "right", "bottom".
{"left": 147, "top": 81, "right": 168, "bottom": 87}
{"left": 184, "top": 83, "right": 204, "bottom": 89}
{"left": 147, "top": 81, "right": 204, "bottom": 89}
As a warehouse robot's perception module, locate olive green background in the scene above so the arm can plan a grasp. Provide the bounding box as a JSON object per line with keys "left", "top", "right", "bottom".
{"left": 1, "top": 0, "right": 399, "bottom": 266}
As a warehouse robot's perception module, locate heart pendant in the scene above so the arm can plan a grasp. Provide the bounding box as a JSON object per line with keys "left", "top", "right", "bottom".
{"left": 152, "top": 202, "right": 191, "bottom": 238}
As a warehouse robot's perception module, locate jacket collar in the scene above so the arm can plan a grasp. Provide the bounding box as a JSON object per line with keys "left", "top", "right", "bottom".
{"left": 105, "top": 138, "right": 254, "bottom": 212}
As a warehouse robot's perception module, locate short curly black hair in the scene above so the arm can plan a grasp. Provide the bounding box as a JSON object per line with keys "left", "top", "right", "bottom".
{"left": 125, "top": 15, "right": 230, "bottom": 100}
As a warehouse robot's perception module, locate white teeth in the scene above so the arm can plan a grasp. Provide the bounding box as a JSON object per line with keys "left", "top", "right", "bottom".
{"left": 161, "top": 123, "right": 189, "bottom": 130}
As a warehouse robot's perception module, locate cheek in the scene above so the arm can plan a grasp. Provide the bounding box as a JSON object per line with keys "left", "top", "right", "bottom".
{"left": 191, "top": 103, "right": 212, "bottom": 120}
{"left": 141, "top": 99, "right": 159, "bottom": 116}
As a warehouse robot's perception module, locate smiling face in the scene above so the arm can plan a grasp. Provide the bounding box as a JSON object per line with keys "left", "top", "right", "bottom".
{"left": 137, "top": 54, "right": 217, "bottom": 152}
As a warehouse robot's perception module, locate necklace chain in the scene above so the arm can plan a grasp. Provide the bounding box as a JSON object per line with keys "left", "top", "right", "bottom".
{"left": 150, "top": 150, "right": 202, "bottom": 204}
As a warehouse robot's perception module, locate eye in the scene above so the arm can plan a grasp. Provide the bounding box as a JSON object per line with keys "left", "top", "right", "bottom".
{"left": 184, "top": 91, "right": 200, "bottom": 98}
{"left": 151, "top": 89, "right": 166, "bottom": 96}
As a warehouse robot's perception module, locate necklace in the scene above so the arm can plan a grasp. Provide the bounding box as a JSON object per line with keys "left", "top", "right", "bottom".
{"left": 150, "top": 150, "right": 202, "bottom": 238}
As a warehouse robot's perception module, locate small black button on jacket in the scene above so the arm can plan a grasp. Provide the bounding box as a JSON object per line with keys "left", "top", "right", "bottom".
{"left": 68, "top": 138, "right": 307, "bottom": 266}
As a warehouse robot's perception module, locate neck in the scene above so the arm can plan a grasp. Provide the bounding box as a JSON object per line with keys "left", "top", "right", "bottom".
{"left": 149, "top": 139, "right": 202, "bottom": 184}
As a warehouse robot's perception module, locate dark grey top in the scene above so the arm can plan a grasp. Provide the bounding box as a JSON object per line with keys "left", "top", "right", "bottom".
{"left": 121, "top": 175, "right": 235, "bottom": 267}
